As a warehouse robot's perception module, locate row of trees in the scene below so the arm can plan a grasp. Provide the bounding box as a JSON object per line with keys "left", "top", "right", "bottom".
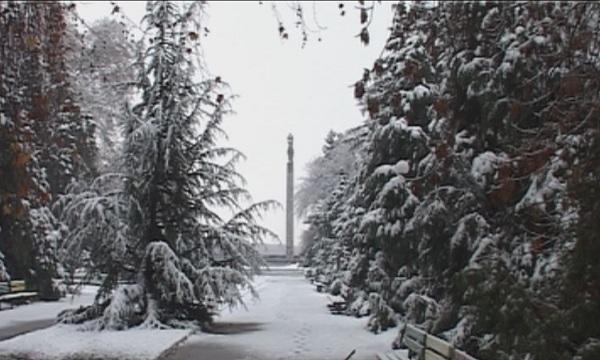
{"left": 1, "top": 0, "right": 276, "bottom": 329}
{"left": 301, "top": 2, "right": 600, "bottom": 360}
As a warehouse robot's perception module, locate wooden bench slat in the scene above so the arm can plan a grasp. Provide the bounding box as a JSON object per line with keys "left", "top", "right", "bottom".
{"left": 392, "top": 350, "right": 410, "bottom": 360}
{"left": 425, "top": 349, "right": 448, "bottom": 360}
{"left": 384, "top": 352, "right": 398, "bottom": 360}
{"left": 376, "top": 352, "right": 388, "bottom": 360}
{"left": 406, "top": 324, "right": 427, "bottom": 343}
{"left": 376, "top": 352, "right": 394, "bottom": 360}
{"left": 404, "top": 336, "right": 425, "bottom": 355}
{"left": 452, "top": 349, "right": 477, "bottom": 360}
{"left": 376, "top": 350, "right": 409, "bottom": 360}
{"left": 10, "top": 280, "right": 26, "bottom": 292}
{"left": 393, "top": 323, "right": 478, "bottom": 360}
{"left": 377, "top": 352, "right": 401, "bottom": 360}
{"left": 426, "top": 335, "right": 453, "bottom": 357}
{"left": 0, "top": 291, "right": 38, "bottom": 300}
{"left": 0, "top": 278, "right": 38, "bottom": 310}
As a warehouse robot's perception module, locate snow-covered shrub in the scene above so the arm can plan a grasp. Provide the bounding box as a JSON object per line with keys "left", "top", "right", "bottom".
{"left": 304, "top": 267, "right": 316, "bottom": 279}
{"left": 390, "top": 275, "right": 420, "bottom": 312}
{"left": 402, "top": 293, "right": 439, "bottom": 331}
{"left": 574, "top": 338, "right": 600, "bottom": 360}
{"left": 329, "top": 278, "right": 343, "bottom": 296}
{"left": 442, "top": 312, "right": 475, "bottom": 350}
{"left": 367, "top": 292, "right": 397, "bottom": 333}
{"left": 348, "top": 290, "right": 370, "bottom": 317}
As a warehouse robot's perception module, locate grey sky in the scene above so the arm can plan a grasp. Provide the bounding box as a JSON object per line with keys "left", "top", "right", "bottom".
{"left": 76, "top": 1, "right": 393, "bottom": 245}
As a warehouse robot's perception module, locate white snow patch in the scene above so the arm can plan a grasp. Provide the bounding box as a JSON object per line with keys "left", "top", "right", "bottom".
{"left": 481, "top": 7, "right": 499, "bottom": 29}
{"left": 179, "top": 274, "right": 398, "bottom": 360}
{"left": 373, "top": 164, "right": 396, "bottom": 177}
{"left": 468, "top": 236, "right": 496, "bottom": 268}
{"left": 532, "top": 35, "right": 547, "bottom": 45}
{"left": 0, "top": 325, "right": 191, "bottom": 360}
{"left": 0, "top": 286, "right": 97, "bottom": 327}
{"left": 361, "top": 209, "right": 384, "bottom": 229}
{"left": 379, "top": 176, "right": 406, "bottom": 200}
{"left": 0, "top": 113, "right": 10, "bottom": 126}
{"left": 394, "top": 160, "right": 410, "bottom": 175}
{"left": 470, "top": 151, "right": 506, "bottom": 187}
{"left": 391, "top": 117, "right": 427, "bottom": 140}
{"left": 455, "top": 130, "right": 475, "bottom": 147}
{"left": 504, "top": 47, "right": 520, "bottom": 62}
{"left": 450, "top": 213, "right": 489, "bottom": 250}
{"left": 405, "top": 84, "right": 431, "bottom": 101}
{"left": 458, "top": 57, "right": 490, "bottom": 77}
{"left": 515, "top": 156, "right": 565, "bottom": 213}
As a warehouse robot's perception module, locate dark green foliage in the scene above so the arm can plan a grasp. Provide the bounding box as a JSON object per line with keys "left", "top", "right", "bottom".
{"left": 0, "top": 1, "right": 97, "bottom": 298}
{"left": 304, "top": 2, "right": 600, "bottom": 359}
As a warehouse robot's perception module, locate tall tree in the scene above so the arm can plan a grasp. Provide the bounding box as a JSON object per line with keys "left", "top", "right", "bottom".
{"left": 296, "top": 126, "right": 366, "bottom": 217}
{"left": 306, "top": 2, "right": 600, "bottom": 359}
{"left": 69, "top": 18, "right": 138, "bottom": 173}
{"left": 59, "top": 1, "right": 277, "bottom": 330}
{"left": 0, "top": 1, "right": 96, "bottom": 298}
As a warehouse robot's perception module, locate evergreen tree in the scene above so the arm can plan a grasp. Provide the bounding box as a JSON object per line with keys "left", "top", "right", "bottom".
{"left": 69, "top": 18, "right": 138, "bottom": 173}
{"left": 0, "top": 1, "right": 96, "bottom": 299}
{"left": 295, "top": 126, "right": 365, "bottom": 217}
{"left": 307, "top": 2, "right": 600, "bottom": 359}
{"left": 59, "top": 1, "right": 277, "bottom": 330}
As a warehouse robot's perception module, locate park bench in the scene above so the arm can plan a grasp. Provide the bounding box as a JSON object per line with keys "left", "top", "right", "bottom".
{"left": 314, "top": 281, "right": 325, "bottom": 292}
{"left": 327, "top": 300, "right": 347, "bottom": 315}
{"left": 376, "top": 323, "right": 477, "bottom": 360}
{"left": 0, "top": 280, "right": 38, "bottom": 309}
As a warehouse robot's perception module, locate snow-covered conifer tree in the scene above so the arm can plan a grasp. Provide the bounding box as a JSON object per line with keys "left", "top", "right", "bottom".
{"left": 59, "top": 1, "right": 277, "bottom": 330}
{"left": 345, "top": 1, "right": 600, "bottom": 359}
{"left": 0, "top": 1, "right": 96, "bottom": 299}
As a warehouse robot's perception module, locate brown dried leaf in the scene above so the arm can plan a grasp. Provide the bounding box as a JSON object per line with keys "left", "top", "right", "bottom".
{"left": 360, "top": 28, "right": 369, "bottom": 45}
{"left": 24, "top": 35, "right": 39, "bottom": 50}
{"left": 360, "top": 9, "right": 368, "bottom": 24}
{"left": 433, "top": 99, "right": 449, "bottom": 116}
{"left": 13, "top": 152, "right": 31, "bottom": 168}
{"left": 354, "top": 81, "right": 365, "bottom": 99}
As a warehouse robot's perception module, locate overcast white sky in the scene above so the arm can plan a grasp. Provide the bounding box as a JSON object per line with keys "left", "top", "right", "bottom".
{"left": 76, "top": 1, "right": 393, "bottom": 246}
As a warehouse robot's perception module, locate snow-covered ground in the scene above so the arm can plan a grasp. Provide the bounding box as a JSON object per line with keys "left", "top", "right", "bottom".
{"left": 0, "top": 325, "right": 191, "bottom": 360}
{"left": 0, "top": 285, "right": 96, "bottom": 335}
{"left": 0, "top": 284, "right": 191, "bottom": 360}
{"left": 166, "top": 270, "right": 400, "bottom": 360}
{"left": 0, "top": 271, "right": 401, "bottom": 360}
{"left": 0, "top": 285, "right": 191, "bottom": 360}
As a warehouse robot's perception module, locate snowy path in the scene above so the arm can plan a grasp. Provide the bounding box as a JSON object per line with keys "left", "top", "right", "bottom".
{"left": 0, "top": 319, "right": 54, "bottom": 342}
{"left": 0, "top": 286, "right": 96, "bottom": 341}
{"left": 165, "top": 270, "right": 398, "bottom": 360}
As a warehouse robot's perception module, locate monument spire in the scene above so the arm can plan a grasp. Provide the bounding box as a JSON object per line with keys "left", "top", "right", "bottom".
{"left": 286, "top": 134, "right": 294, "bottom": 261}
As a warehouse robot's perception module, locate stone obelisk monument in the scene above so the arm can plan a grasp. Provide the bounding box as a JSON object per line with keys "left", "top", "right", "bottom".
{"left": 286, "top": 134, "right": 294, "bottom": 261}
